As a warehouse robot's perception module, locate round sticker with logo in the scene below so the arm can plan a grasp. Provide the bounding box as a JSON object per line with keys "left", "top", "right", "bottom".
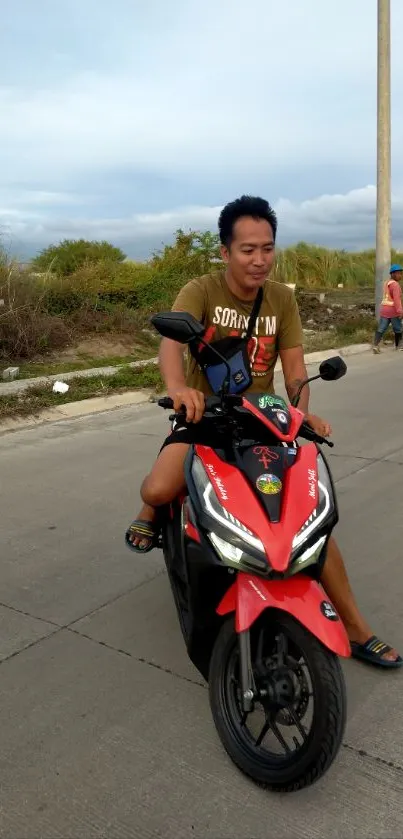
{"left": 320, "top": 601, "right": 339, "bottom": 621}
{"left": 256, "top": 473, "right": 282, "bottom": 495}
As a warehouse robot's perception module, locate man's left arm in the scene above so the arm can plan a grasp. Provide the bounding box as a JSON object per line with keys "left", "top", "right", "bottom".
{"left": 280, "top": 344, "right": 310, "bottom": 413}
{"left": 278, "top": 292, "right": 332, "bottom": 437}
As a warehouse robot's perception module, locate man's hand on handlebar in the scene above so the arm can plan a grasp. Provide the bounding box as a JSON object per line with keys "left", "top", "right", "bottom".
{"left": 167, "top": 387, "right": 205, "bottom": 423}
{"left": 305, "top": 412, "right": 332, "bottom": 438}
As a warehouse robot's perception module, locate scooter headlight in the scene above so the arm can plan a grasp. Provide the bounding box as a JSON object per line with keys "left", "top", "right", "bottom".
{"left": 208, "top": 531, "right": 268, "bottom": 573}
{"left": 191, "top": 456, "right": 267, "bottom": 568}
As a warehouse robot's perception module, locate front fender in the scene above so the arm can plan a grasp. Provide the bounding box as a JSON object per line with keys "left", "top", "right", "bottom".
{"left": 217, "top": 573, "right": 351, "bottom": 658}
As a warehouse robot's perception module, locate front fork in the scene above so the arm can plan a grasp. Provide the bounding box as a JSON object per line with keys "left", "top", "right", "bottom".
{"left": 239, "top": 629, "right": 256, "bottom": 712}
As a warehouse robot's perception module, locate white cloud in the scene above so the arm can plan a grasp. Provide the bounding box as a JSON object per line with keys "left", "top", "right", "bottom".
{"left": 2, "top": 186, "right": 403, "bottom": 256}
{"left": 2, "top": 0, "right": 403, "bottom": 254}
{"left": 1, "top": 0, "right": 403, "bottom": 187}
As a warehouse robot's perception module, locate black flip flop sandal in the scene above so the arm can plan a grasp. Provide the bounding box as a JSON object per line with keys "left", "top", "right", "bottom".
{"left": 350, "top": 635, "right": 403, "bottom": 669}
{"left": 125, "top": 520, "right": 157, "bottom": 553}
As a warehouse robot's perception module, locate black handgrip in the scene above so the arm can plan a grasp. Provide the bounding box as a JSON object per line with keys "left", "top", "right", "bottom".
{"left": 158, "top": 397, "right": 174, "bottom": 409}
{"left": 300, "top": 421, "right": 334, "bottom": 448}
{"left": 316, "top": 435, "right": 334, "bottom": 448}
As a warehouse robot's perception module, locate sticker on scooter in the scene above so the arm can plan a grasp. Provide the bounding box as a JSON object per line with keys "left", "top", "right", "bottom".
{"left": 256, "top": 473, "right": 282, "bottom": 495}
{"left": 258, "top": 394, "right": 286, "bottom": 410}
{"left": 320, "top": 601, "right": 339, "bottom": 621}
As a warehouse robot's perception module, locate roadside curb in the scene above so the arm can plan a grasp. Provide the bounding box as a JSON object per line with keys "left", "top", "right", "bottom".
{"left": 298, "top": 342, "right": 371, "bottom": 367}
{"left": 0, "top": 342, "right": 371, "bottom": 435}
{"left": 0, "top": 356, "right": 159, "bottom": 396}
{"left": 0, "top": 344, "right": 370, "bottom": 397}
{"left": 0, "top": 389, "right": 155, "bottom": 434}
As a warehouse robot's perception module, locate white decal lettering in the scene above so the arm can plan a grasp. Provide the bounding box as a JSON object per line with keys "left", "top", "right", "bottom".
{"left": 212, "top": 308, "right": 277, "bottom": 337}
{"left": 205, "top": 463, "right": 228, "bottom": 500}
{"left": 229, "top": 309, "right": 238, "bottom": 329}
{"left": 266, "top": 316, "right": 277, "bottom": 335}
{"left": 221, "top": 307, "right": 230, "bottom": 328}
{"left": 213, "top": 306, "right": 222, "bottom": 324}
{"left": 308, "top": 468, "right": 316, "bottom": 499}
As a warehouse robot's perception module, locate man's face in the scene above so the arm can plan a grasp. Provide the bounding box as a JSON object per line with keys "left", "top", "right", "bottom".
{"left": 220, "top": 216, "right": 276, "bottom": 292}
{"left": 393, "top": 271, "right": 403, "bottom": 282}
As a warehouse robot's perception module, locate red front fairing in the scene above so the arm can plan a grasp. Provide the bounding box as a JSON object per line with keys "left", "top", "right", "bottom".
{"left": 217, "top": 573, "right": 351, "bottom": 657}
{"left": 195, "top": 443, "right": 318, "bottom": 572}
{"left": 242, "top": 400, "right": 305, "bottom": 443}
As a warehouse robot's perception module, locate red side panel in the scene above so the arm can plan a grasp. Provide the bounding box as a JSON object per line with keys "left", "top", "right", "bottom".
{"left": 217, "top": 573, "right": 351, "bottom": 657}
{"left": 184, "top": 521, "right": 201, "bottom": 543}
{"left": 195, "top": 444, "right": 318, "bottom": 572}
{"left": 182, "top": 500, "right": 201, "bottom": 543}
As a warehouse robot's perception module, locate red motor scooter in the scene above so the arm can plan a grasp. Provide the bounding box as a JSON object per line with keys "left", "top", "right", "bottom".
{"left": 128, "top": 310, "right": 351, "bottom": 792}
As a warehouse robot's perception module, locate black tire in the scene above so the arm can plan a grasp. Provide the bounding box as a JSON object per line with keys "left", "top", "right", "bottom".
{"left": 208, "top": 612, "right": 347, "bottom": 792}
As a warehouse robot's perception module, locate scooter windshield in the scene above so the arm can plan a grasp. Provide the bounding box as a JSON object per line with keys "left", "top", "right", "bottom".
{"left": 245, "top": 393, "right": 292, "bottom": 435}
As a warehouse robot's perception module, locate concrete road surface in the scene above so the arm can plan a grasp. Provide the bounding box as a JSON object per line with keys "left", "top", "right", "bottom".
{"left": 1, "top": 350, "right": 403, "bottom": 839}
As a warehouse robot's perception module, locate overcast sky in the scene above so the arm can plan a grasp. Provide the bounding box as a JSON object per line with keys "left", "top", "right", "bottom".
{"left": 1, "top": 0, "right": 403, "bottom": 259}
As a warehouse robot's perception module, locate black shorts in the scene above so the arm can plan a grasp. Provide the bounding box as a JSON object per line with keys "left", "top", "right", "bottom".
{"left": 160, "top": 417, "right": 224, "bottom": 451}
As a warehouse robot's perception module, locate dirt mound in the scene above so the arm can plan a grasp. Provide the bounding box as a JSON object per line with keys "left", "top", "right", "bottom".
{"left": 298, "top": 294, "right": 375, "bottom": 330}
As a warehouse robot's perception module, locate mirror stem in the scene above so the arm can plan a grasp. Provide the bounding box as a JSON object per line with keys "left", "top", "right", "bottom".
{"left": 196, "top": 337, "right": 232, "bottom": 398}
{"left": 291, "top": 374, "right": 321, "bottom": 408}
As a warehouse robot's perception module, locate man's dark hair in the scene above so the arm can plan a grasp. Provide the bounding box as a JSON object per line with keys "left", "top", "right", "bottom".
{"left": 218, "top": 195, "right": 278, "bottom": 247}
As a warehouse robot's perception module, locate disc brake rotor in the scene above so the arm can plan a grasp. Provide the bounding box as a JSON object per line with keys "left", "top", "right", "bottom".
{"left": 276, "top": 663, "right": 310, "bottom": 725}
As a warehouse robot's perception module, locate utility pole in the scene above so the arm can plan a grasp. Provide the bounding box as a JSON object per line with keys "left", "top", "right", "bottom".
{"left": 375, "top": 0, "right": 391, "bottom": 319}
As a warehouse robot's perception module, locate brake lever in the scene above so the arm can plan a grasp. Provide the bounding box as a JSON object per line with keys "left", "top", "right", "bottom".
{"left": 300, "top": 421, "right": 334, "bottom": 448}
{"left": 168, "top": 412, "right": 187, "bottom": 423}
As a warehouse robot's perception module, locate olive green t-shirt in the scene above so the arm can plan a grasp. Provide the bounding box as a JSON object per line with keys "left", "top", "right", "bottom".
{"left": 172, "top": 271, "right": 303, "bottom": 395}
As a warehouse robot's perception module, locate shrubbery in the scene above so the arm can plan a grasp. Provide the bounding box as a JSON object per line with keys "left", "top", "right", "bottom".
{"left": 32, "top": 239, "right": 126, "bottom": 275}
{"left": 1, "top": 232, "right": 402, "bottom": 361}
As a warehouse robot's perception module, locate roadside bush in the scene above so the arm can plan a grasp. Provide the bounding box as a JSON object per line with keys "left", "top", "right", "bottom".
{"left": 0, "top": 263, "right": 71, "bottom": 359}
{"left": 2, "top": 228, "right": 403, "bottom": 362}
{"left": 32, "top": 239, "right": 126, "bottom": 276}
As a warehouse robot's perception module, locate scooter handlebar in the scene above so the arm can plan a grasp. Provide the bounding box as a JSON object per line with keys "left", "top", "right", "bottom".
{"left": 158, "top": 397, "right": 174, "bottom": 409}
{"left": 157, "top": 397, "right": 334, "bottom": 447}
{"left": 299, "top": 421, "right": 334, "bottom": 447}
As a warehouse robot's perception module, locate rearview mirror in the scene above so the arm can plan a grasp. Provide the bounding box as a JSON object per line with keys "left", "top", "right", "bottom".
{"left": 150, "top": 311, "right": 205, "bottom": 344}
{"left": 319, "top": 356, "right": 347, "bottom": 381}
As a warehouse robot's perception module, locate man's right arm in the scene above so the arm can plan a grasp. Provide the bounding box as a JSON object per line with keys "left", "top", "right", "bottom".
{"left": 159, "top": 279, "right": 206, "bottom": 422}
{"left": 159, "top": 339, "right": 205, "bottom": 422}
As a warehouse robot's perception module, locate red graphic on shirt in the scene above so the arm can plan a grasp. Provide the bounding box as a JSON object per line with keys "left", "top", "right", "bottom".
{"left": 199, "top": 325, "right": 217, "bottom": 351}
{"left": 247, "top": 336, "right": 275, "bottom": 374}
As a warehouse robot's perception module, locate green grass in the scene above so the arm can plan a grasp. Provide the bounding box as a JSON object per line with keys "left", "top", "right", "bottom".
{"left": 304, "top": 326, "right": 372, "bottom": 353}
{"left": 16, "top": 350, "right": 157, "bottom": 379}
{"left": 0, "top": 364, "right": 163, "bottom": 421}
{"left": 0, "top": 320, "right": 374, "bottom": 423}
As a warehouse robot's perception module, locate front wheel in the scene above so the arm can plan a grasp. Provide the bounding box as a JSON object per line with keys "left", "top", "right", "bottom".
{"left": 208, "top": 612, "right": 347, "bottom": 792}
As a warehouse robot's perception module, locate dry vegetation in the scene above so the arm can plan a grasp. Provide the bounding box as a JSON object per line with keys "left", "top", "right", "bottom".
{"left": 1, "top": 231, "right": 399, "bottom": 367}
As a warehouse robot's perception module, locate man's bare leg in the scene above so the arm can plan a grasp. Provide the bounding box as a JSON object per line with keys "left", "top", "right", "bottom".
{"left": 128, "top": 443, "right": 189, "bottom": 549}
{"left": 321, "top": 536, "right": 399, "bottom": 661}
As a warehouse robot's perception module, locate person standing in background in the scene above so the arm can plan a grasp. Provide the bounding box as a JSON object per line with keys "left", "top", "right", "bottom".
{"left": 373, "top": 264, "right": 403, "bottom": 354}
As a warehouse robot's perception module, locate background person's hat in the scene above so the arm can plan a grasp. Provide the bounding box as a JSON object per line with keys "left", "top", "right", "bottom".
{"left": 390, "top": 264, "right": 403, "bottom": 274}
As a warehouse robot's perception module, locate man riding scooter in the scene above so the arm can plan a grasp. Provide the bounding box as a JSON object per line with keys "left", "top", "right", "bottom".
{"left": 128, "top": 195, "right": 402, "bottom": 669}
